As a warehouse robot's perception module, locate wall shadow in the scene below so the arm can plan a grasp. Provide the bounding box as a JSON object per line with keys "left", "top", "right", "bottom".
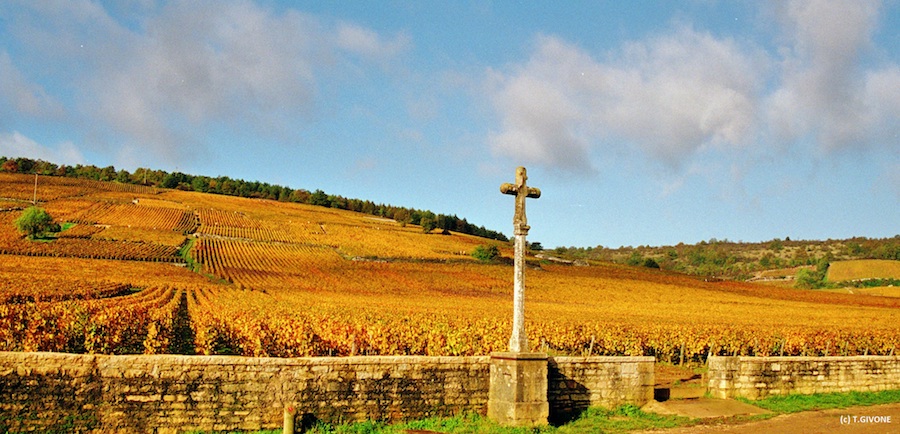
{"left": 546, "top": 359, "right": 591, "bottom": 425}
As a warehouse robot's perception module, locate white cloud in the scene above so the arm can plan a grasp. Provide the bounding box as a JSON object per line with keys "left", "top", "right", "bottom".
{"left": 487, "top": 29, "right": 764, "bottom": 171}
{"left": 487, "top": 0, "right": 898, "bottom": 176}
{"left": 4, "top": 0, "right": 409, "bottom": 166}
{"left": 0, "top": 51, "right": 63, "bottom": 120}
{"left": 864, "top": 66, "right": 900, "bottom": 144}
{"left": 766, "top": 0, "right": 896, "bottom": 152}
{"left": 337, "top": 22, "right": 411, "bottom": 61}
{"left": 0, "top": 132, "right": 86, "bottom": 165}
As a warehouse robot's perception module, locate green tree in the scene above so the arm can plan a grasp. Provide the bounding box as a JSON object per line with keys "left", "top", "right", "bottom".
{"left": 309, "top": 189, "right": 330, "bottom": 207}
{"left": 795, "top": 268, "right": 823, "bottom": 289}
{"left": 419, "top": 211, "right": 437, "bottom": 233}
{"left": 393, "top": 209, "right": 411, "bottom": 227}
{"left": 420, "top": 216, "right": 437, "bottom": 233}
{"left": 14, "top": 207, "right": 59, "bottom": 239}
{"left": 472, "top": 244, "right": 501, "bottom": 262}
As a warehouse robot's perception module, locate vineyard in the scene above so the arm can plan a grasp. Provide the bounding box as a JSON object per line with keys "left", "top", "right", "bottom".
{"left": 827, "top": 259, "right": 900, "bottom": 282}
{"left": 0, "top": 173, "right": 897, "bottom": 361}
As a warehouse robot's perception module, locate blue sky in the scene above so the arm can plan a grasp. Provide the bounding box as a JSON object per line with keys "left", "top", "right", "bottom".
{"left": 0, "top": 1, "right": 898, "bottom": 248}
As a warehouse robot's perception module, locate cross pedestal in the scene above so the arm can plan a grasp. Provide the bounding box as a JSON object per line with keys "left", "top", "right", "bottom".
{"left": 488, "top": 352, "right": 549, "bottom": 426}
{"left": 488, "top": 166, "right": 548, "bottom": 427}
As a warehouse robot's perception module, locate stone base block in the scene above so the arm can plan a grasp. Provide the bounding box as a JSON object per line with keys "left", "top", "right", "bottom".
{"left": 488, "top": 352, "right": 548, "bottom": 427}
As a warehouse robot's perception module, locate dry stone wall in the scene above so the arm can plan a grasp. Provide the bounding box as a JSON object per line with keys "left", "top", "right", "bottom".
{"left": 708, "top": 356, "right": 900, "bottom": 399}
{"left": 548, "top": 356, "right": 655, "bottom": 423}
{"left": 0, "top": 352, "right": 652, "bottom": 433}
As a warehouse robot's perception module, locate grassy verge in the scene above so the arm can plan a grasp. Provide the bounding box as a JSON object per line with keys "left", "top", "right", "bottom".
{"left": 241, "top": 406, "right": 692, "bottom": 434}
{"left": 191, "top": 390, "right": 900, "bottom": 434}
{"left": 179, "top": 237, "right": 200, "bottom": 272}
{"left": 178, "top": 237, "right": 227, "bottom": 284}
{"left": 739, "top": 389, "right": 900, "bottom": 414}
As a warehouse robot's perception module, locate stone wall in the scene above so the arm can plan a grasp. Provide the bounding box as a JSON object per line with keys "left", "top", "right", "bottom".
{"left": 548, "top": 356, "right": 656, "bottom": 424}
{"left": 0, "top": 352, "right": 652, "bottom": 433}
{"left": 708, "top": 356, "right": 900, "bottom": 399}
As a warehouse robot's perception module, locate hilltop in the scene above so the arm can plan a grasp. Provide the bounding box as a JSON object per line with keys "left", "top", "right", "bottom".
{"left": 0, "top": 156, "right": 507, "bottom": 242}
{"left": 0, "top": 171, "right": 897, "bottom": 360}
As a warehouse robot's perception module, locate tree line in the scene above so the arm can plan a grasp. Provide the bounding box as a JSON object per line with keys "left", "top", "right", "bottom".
{"left": 550, "top": 236, "right": 900, "bottom": 280}
{"left": 0, "top": 156, "right": 508, "bottom": 242}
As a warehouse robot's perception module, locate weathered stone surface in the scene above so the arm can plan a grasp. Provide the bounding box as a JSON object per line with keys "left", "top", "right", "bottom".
{"left": 548, "top": 356, "right": 655, "bottom": 424}
{"left": 488, "top": 352, "right": 549, "bottom": 427}
{"left": 708, "top": 356, "right": 900, "bottom": 399}
{"left": 499, "top": 166, "right": 541, "bottom": 353}
{"left": 1, "top": 351, "right": 656, "bottom": 432}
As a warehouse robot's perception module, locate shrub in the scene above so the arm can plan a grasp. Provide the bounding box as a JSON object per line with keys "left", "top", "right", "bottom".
{"left": 643, "top": 258, "right": 660, "bottom": 269}
{"left": 472, "top": 244, "right": 500, "bottom": 262}
{"left": 14, "top": 206, "right": 59, "bottom": 239}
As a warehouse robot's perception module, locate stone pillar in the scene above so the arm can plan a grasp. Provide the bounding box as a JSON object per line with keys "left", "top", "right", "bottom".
{"left": 508, "top": 233, "right": 529, "bottom": 352}
{"left": 488, "top": 352, "right": 549, "bottom": 426}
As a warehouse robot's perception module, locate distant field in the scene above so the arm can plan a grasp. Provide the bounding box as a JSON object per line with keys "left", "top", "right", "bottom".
{"left": 1, "top": 173, "right": 897, "bottom": 359}
{"left": 827, "top": 259, "right": 900, "bottom": 282}
{"left": 824, "top": 287, "right": 900, "bottom": 298}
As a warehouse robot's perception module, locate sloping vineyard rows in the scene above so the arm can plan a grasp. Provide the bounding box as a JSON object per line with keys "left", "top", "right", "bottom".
{"left": 197, "top": 225, "right": 293, "bottom": 243}
{"left": 91, "top": 226, "right": 188, "bottom": 247}
{"left": 183, "top": 284, "right": 899, "bottom": 359}
{"left": 0, "top": 255, "right": 213, "bottom": 290}
{"left": 0, "top": 286, "right": 182, "bottom": 354}
{"left": 0, "top": 237, "right": 181, "bottom": 262}
{"left": 186, "top": 286, "right": 507, "bottom": 357}
{"left": 191, "top": 238, "right": 341, "bottom": 288}
{"left": 0, "top": 200, "right": 24, "bottom": 211}
{"left": 4, "top": 279, "right": 893, "bottom": 358}
{"left": 63, "top": 202, "right": 197, "bottom": 234}
{"left": 322, "top": 222, "right": 483, "bottom": 261}
{"left": 0, "top": 277, "right": 130, "bottom": 303}
{"left": 91, "top": 180, "right": 160, "bottom": 195}
{"left": 525, "top": 321, "right": 899, "bottom": 362}
{"left": 198, "top": 208, "right": 260, "bottom": 228}
{"left": 197, "top": 208, "right": 292, "bottom": 242}
{"left": 0, "top": 174, "right": 97, "bottom": 201}
{"left": 55, "top": 224, "right": 104, "bottom": 239}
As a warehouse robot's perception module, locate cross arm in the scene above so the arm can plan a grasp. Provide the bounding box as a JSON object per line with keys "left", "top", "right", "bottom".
{"left": 501, "top": 183, "right": 541, "bottom": 199}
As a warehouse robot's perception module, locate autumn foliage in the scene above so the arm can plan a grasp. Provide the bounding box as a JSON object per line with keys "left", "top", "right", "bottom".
{"left": 0, "top": 173, "right": 897, "bottom": 359}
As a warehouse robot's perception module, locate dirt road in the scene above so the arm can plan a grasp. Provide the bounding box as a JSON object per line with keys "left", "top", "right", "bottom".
{"left": 639, "top": 403, "right": 900, "bottom": 434}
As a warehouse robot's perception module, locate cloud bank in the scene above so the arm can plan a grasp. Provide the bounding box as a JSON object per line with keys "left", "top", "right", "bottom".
{"left": 0, "top": 51, "right": 63, "bottom": 123}
{"left": 0, "top": 132, "right": 85, "bottom": 166}
{"left": 487, "top": 0, "right": 899, "bottom": 173}
{"left": 3, "top": 0, "right": 408, "bottom": 165}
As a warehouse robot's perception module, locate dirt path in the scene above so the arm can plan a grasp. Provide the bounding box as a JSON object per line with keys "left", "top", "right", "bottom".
{"left": 639, "top": 403, "right": 900, "bottom": 434}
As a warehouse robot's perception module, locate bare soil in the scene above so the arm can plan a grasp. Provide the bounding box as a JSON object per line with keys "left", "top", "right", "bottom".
{"left": 637, "top": 403, "right": 900, "bottom": 433}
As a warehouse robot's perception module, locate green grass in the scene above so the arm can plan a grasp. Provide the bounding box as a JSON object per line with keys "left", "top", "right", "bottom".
{"left": 187, "top": 406, "right": 692, "bottom": 434}
{"left": 188, "top": 389, "right": 900, "bottom": 434}
{"left": 281, "top": 406, "right": 691, "bottom": 434}
{"left": 178, "top": 237, "right": 228, "bottom": 284}
{"left": 179, "top": 238, "right": 199, "bottom": 272}
{"left": 738, "top": 389, "right": 900, "bottom": 414}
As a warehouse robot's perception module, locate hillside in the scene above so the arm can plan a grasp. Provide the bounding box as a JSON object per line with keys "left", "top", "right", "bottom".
{"left": 551, "top": 235, "right": 900, "bottom": 280}
{"left": 0, "top": 173, "right": 897, "bottom": 360}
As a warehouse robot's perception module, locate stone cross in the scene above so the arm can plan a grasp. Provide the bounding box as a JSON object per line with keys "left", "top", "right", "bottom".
{"left": 500, "top": 167, "right": 540, "bottom": 352}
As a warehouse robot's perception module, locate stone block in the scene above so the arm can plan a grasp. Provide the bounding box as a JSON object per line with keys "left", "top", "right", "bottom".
{"left": 488, "top": 352, "right": 548, "bottom": 427}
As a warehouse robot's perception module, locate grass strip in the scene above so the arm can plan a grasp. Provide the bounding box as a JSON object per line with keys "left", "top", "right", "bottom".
{"left": 178, "top": 237, "right": 199, "bottom": 271}
{"left": 738, "top": 389, "right": 900, "bottom": 414}
{"left": 192, "top": 389, "right": 900, "bottom": 434}
{"left": 298, "top": 405, "right": 692, "bottom": 434}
